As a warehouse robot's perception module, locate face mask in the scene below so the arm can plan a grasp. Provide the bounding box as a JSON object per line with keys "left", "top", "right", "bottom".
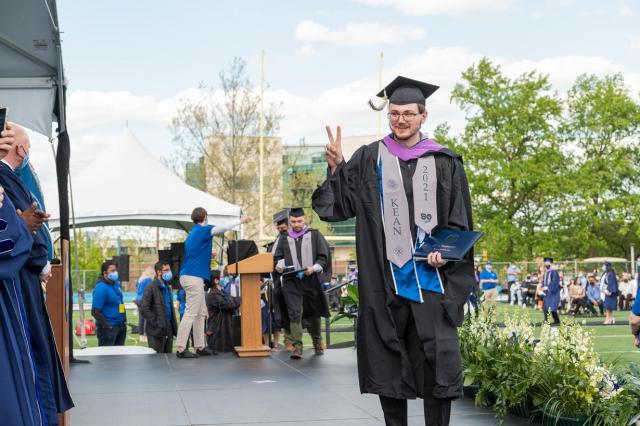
{"left": 107, "top": 271, "right": 118, "bottom": 282}
{"left": 486, "top": 266, "right": 492, "bottom": 271}
{"left": 602, "top": 265, "right": 607, "bottom": 272}
{"left": 545, "top": 264, "right": 551, "bottom": 269}
{"left": 162, "top": 272, "right": 173, "bottom": 282}
{"left": 18, "top": 150, "right": 30, "bottom": 170}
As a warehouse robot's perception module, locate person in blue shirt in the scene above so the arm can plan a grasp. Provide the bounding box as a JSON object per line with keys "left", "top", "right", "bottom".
{"left": 175, "top": 206, "right": 249, "bottom": 358}
{"left": 541, "top": 257, "right": 561, "bottom": 325}
{"left": 479, "top": 261, "right": 499, "bottom": 303}
{"left": 602, "top": 261, "right": 618, "bottom": 325}
{"left": 92, "top": 261, "right": 127, "bottom": 346}
{"left": 586, "top": 274, "right": 604, "bottom": 316}
{"left": 140, "top": 261, "right": 178, "bottom": 353}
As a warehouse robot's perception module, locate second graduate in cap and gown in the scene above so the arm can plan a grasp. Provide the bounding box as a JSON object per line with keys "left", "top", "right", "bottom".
{"left": 273, "top": 208, "right": 331, "bottom": 359}
{"left": 313, "top": 76, "right": 474, "bottom": 426}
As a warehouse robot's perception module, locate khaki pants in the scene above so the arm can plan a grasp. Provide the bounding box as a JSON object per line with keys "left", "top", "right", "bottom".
{"left": 483, "top": 287, "right": 498, "bottom": 303}
{"left": 176, "top": 275, "right": 207, "bottom": 350}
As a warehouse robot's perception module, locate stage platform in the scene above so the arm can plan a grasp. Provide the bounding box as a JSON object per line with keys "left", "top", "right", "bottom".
{"left": 69, "top": 348, "right": 528, "bottom": 425}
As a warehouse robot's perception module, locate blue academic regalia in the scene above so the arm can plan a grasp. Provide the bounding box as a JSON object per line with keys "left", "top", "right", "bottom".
{"left": 603, "top": 271, "right": 618, "bottom": 311}
{"left": 0, "top": 162, "right": 74, "bottom": 424}
{"left": 543, "top": 268, "right": 560, "bottom": 312}
{"left": 0, "top": 196, "right": 43, "bottom": 425}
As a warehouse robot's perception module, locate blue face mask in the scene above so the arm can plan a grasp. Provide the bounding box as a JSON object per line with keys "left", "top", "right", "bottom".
{"left": 18, "top": 150, "right": 29, "bottom": 170}
{"left": 162, "top": 272, "right": 173, "bottom": 282}
{"left": 107, "top": 271, "right": 118, "bottom": 282}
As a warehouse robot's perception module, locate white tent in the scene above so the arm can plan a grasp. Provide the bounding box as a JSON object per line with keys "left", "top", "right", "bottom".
{"left": 47, "top": 128, "right": 241, "bottom": 231}
{"left": 0, "top": 0, "right": 63, "bottom": 138}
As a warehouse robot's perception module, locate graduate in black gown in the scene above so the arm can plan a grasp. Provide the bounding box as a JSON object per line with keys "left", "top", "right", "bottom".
{"left": 265, "top": 210, "right": 290, "bottom": 350}
{"left": 313, "top": 77, "right": 474, "bottom": 426}
{"left": 0, "top": 191, "right": 44, "bottom": 425}
{"left": 273, "top": 208, "right": 331, "bottom": 359}
{"left": 0, "top": 125, "right": 74, "bottom": 424}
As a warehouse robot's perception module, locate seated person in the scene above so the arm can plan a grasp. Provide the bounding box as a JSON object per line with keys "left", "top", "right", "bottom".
{"left": 568, "top": 279, "right": 588, "bottom": 315}
{"left": 586, "top": 274, "right": 604, "bottom": 316}
{"left": 206, "top": 270, "right": 240, "bottom": 353}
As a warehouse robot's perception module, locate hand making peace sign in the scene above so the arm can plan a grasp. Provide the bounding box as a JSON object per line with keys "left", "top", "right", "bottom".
{"left": 324, "top": 125, "right": 344, "bottom": 174}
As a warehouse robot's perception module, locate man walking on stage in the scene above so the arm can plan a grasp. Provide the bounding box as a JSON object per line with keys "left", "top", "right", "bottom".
{"left": 274, "top": 208, "right": 331, "bottom": 359}
{"left": 313, "top": 76, "right": 475, "bottom": 426}
{"left": 175, "top": 207, "right": 250, "bottom": 358}
{"left": 267, "top": 209, "right": 291, "bottom": 351}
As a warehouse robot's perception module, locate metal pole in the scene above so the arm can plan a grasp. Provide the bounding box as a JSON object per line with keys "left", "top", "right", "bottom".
{"left": 259, "top": 49, "right": 265, "bottom": 241}
{"left": 630, "top": 244, "right": 635, "bottom": 274}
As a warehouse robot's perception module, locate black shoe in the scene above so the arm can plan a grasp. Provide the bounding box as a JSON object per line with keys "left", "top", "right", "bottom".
{"left": 196, "top": 347, "right": 217, "bottom": 356}
{"left": 176, "top": 350, "right": 198, "bottom": 359}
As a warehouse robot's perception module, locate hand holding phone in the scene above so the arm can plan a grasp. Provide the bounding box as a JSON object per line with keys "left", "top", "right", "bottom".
{"left": 0, "top": 108, "right": 15, "bottom": 159}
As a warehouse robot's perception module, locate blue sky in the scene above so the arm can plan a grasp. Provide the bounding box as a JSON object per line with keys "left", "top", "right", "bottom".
{"left": 29, "top": 0, "right": 640, "bottom": 179}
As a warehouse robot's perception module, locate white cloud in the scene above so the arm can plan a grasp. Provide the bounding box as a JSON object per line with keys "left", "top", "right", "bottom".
{"left": 296, "top": 45, "right": 316, "bottom": 56}
{"left": 27, "top": 48, "right": 640, "bottom": 215}
{"left": 618, "top": 0, "right": 633, "bottom": 16}
{"left": 294, "top": 20, "right": 425, "bottom": 46}
{"left": 353, "top": 0, "right": 514, "bottom": 16}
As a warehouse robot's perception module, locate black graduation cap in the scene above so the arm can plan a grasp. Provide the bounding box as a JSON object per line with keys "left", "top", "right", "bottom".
{"left": 544, "top": 257, "right": 553, "bottom": 263}
{"left": 272, "top": 209, "right": 289, "bottom": 225}
{"left": 369, "top": 76, "right": 439, "bottom": 111}
{"left": 288, "top": 207, "right": 305, "bottom": 218}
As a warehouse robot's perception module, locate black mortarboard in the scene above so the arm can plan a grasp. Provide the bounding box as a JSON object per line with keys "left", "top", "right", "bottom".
{"left": 272, "top": 209, "right": 289, "bottom": 225}
{"left": 289, "top": 207, "right": 305, "bottom": 218}
{"left": 369, "top": 76, "right": 439, "bottom": 111}
{"left": 544, "top": 257, "right": 553, "bottom": 263}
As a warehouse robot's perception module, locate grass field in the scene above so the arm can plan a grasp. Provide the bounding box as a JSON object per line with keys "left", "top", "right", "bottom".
{"left": 495, "top": 303, "right": 640, "bottom": 365}
{"left": 72, "top": 303, "right": 639, "bottom": 366}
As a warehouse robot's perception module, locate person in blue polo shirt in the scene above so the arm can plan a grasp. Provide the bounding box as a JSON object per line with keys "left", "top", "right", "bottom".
{"left": 92, "top": 260, "right": 127, "bottom": 346}
{"left": 175, "top": 206, "right": 250, "bottom": 358}
{"left": 479, "top": 261, "right": 499, "bottom": 303}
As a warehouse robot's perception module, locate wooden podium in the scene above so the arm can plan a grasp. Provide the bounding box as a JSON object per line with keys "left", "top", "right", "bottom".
{"left": 47, "top": 262, "right": 70, "bottom": 426}
{"left": 226, "top": 252, "right": 273, "bottom": 357}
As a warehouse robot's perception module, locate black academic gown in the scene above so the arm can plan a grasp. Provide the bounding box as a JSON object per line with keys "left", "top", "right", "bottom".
{"left": 312, "top": 141, "right": 474, "bottom": 400}
{"left": 273, "top": 229, "right": 331, "bottom": 322}
{"left": 0, "top": 162, "right": 74, "bottom": 424}
{"left": 267, "top": 233, "right": 290, "bottom": 331}
{"left": 0, "top": 197, "right": 42, "bottom": 426}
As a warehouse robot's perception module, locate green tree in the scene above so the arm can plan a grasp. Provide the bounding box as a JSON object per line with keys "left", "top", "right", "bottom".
{"left": 558, "top": 73, "right": 640, "bottom": 257}
{"left": 450, "top": 58, "right": 567, "bottom": 260}
{"left": 169, "top": 57, "right": 283, "bottom": 240}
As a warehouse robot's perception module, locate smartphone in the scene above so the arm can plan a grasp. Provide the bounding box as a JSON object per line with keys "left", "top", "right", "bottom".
{"left": 0, "top": 107, "right": 7, "bottom": 132}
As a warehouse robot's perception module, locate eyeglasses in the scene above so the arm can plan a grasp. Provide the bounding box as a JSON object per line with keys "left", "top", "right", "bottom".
{"left": 387, "top": 112, "right": 420, "bottom": 121}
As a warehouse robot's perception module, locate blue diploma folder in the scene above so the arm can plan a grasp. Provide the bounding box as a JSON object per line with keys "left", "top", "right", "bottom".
{"left": 414, "top": 228, "right": 483, "bottom": 261}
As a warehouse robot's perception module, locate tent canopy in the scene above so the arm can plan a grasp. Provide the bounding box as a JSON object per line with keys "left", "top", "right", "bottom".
{"left": 582, "top": 257, "right": 628, "bottom": 263}
{"left": 47, "top": 128, "right": 242, "bottom": 231}
{"left": 0, "top": 0, "right": 62, "bottom": 136}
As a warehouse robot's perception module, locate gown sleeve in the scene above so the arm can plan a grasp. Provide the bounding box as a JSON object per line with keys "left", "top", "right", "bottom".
{"left": 0, "top": 197, "right": 34, "bottom": 280}
{"left": 312, "top": 147, "right": 365, "bottom": 222}
{"left": 439, "top": 157, "right": 475, "bottom": 326}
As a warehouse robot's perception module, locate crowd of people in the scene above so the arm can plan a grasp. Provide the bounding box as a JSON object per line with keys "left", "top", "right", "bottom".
{"left": 92, "top": 206, "right": 333, "bottom": 360}
{"left": 474, "top": 259, "right": 640, "bottom": 326}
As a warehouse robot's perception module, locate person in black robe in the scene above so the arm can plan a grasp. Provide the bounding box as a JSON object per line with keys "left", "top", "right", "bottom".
{"left": 265, "top": 209, "right": 291, "bottom": 350}
{"left": 313, "top": 77, "right": 474, "bottom": 426}
{"left": 206, "top": 270, "right": 240, "bottom": 352}
{"left": 274, "top": 208, "right": 331, "bottom": 359}
{"left": 0, "top": 124, "right": 74, "bottom": 424}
